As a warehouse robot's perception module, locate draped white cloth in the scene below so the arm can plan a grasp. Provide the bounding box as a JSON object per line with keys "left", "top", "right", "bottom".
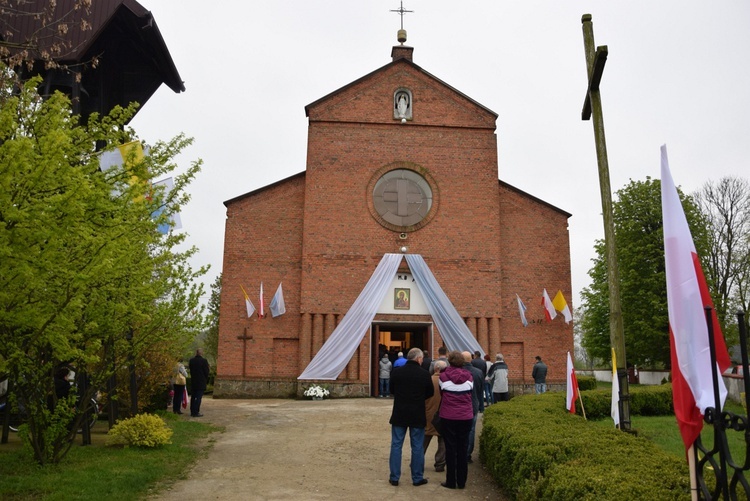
{"left": 298, "top": 253, "right": 484, "bottom": 381}
{"left": 405, "top": 254, "right": 484, "bottom": 357}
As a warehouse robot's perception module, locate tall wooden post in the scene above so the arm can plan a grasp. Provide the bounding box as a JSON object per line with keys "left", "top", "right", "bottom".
{"left": 581, "top": 14, "right": 631, "bottom": 430}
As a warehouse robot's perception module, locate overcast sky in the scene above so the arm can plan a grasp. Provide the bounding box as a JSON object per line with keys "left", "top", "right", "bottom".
{"left": 130, "top": 1, "right": 750, "bottom": 308}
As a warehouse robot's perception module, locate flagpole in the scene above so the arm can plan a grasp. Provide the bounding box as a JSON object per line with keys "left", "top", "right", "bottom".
{"left": 688, "top": 444, "right": 698, "bottom": 501}
{"left": 577, "top": 392, "right": 587, "bottom": 420}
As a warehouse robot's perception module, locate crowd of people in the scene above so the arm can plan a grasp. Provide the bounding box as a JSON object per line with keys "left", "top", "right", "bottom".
{"left": 386, "top": 346, "right": 548, "bottom": 489}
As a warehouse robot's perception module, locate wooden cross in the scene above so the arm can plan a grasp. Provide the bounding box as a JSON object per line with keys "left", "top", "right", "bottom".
{"left": 237, "top": 328, "right": 253, "bottom": 377}
{"left": 581, "top": 14, "right": 630, "bottom": 431}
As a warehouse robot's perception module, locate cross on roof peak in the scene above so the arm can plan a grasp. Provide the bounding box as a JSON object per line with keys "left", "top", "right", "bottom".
{"left": 390, "top": 1, "right": 413, "bottom": 31}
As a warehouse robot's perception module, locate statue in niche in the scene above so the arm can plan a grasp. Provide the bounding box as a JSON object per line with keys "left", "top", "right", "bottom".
{"left": 394, "top": 90, "right": 412, "bottom": 120}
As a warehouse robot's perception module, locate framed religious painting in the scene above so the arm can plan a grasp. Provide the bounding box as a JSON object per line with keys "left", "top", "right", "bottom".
{"left": 394, "top": 288, "right": 410, "bottom": 310}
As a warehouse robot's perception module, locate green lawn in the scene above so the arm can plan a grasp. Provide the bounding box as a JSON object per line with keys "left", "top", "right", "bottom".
{"left": 0, "top": 412, "right": 221, "bottom": 501}
{"left": 590, "top": 394, "right": 747, "bottom": 461}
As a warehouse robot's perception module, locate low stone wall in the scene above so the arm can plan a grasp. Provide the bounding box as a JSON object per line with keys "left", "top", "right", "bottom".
{"left": 213, "top": 378, "right": 371, "bottom": 399}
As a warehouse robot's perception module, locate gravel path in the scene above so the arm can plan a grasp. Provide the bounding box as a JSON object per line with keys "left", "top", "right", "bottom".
{"left": 151, "top": 397, "right": 508, "bottom": 501}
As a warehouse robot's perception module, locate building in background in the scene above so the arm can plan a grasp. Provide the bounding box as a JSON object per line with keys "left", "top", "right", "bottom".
{"left": 218, "top": 36, "right": 573, "bottom": 398}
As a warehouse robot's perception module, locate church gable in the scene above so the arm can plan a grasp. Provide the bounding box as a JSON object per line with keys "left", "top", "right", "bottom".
{"left": 305, "top": 59, "right": 497, "bottom": 130}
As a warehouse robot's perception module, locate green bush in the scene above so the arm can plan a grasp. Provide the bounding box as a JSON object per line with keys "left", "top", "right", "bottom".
{"left": 576, "top": 376, "right": 597, "bottom": 391}
{"left": 575, "top": 383, "right": 674, "bottom": 419}
{"left": 480, "top": 392, "right": 690, "bottom": 500}
{"left": 106, "top": 413, "right": 174, "bottom": 448}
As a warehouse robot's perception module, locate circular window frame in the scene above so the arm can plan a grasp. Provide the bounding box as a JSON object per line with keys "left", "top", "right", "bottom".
{"left": 367, "top": 162, "right": 439, "bottom": 232}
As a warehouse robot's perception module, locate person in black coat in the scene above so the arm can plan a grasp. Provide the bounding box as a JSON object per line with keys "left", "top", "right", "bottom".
{"left": 388, "top": 347, "right": 434, "bottom": 487}
{"left": 188, "top": 349, "right": 210, "bottom": 417}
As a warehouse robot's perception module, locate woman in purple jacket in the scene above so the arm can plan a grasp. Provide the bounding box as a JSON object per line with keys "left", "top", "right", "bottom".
{"left": 438, "top": 350, "right": 474, "bottom": 489}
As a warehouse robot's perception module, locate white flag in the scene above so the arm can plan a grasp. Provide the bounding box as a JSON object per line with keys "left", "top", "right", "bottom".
{"left": 241, "top": 285, "right": 255, "bottom": 318}
{"left": 270, "top": 283, "right": 286, "bottom": 318}
{"left": 611, "top": 348, "right": 620, "bottom": 427}
{"left": 516, "top": 294, "right": 528, "bottom": 327}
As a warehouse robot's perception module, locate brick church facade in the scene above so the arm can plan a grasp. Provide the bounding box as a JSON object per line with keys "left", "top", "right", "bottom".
{"left": 216, "top": 43, "right": 573, "bottom": 398}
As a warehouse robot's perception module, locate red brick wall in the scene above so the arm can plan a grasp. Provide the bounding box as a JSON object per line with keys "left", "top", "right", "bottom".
{"left": 218, "top": 173, "right": 305, "bottom": 379}
{"left": 497, "top": 183, "right": 574, "bottom": 383}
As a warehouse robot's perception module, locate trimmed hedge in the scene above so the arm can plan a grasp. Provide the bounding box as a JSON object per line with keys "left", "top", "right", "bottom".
{"left": 576, "top": 376, "right": 597, "bottom": 391}
{"left": 575, "top": 383, "right": 674, "bottom": 419}
{"left": 480, "top": 390, "right": 690, "bottom": 500}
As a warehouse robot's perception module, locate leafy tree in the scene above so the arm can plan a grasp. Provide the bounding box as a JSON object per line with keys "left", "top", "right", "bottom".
{"left": 204, "top": 273, "right": 222, "bottom": 367}
{"left": 694, "top": 177, "right": 750, "bottom": 339}
{"left": 0, "top": 72, "right": 205, "bottom": 464}
{"left": 580, "top": 177, "right": 709, "bottom": 368}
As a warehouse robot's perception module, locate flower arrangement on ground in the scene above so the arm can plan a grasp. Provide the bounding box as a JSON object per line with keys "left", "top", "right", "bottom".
{"left": 304, "top": 384, "right": 330, "bottom": 399}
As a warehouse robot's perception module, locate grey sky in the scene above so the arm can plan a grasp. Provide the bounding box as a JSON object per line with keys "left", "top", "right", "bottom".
{"left": 130, "top": 1, "right": 750, "bottom": 308}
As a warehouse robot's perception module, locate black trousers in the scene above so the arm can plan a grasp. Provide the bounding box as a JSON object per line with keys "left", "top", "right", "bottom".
{"left": 172, "top": 384, "right": 185, "bottom": 413}
{"left": 441, "top": 418, "right": 473, "bottom": 488}
{"left": 190, "top": 388, "right": 204, "bottom": 416}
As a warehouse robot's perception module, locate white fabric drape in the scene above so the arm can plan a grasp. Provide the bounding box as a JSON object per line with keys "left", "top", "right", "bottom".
{"left": 298, "top": 254, "right": 403, "bottom": 380}
{"left": 405, "top": 254, "right": 484, "bottom": 357}
{"left": 298, "top": 253, "right": 484, "bottom": 381}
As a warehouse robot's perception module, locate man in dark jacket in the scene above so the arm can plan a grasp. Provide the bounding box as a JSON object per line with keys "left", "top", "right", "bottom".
{"left": 532, "top": 355, "right": 548, "bottom": 394}
{"left": 188, "top": 348, "right": 210, "bottom": 417}
{"left": 463, "top": 351, "right": 485, "bottom": 464}
{"left": 471, "top": 351, "right": 487, "bottom": 379}
{"left": 388, "top": 347, "right": 434, "bottom": 487}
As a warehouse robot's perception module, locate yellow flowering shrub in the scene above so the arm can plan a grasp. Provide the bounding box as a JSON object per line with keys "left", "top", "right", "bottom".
{"left": 106, "top": 413, "right": 173, "bottom": 448}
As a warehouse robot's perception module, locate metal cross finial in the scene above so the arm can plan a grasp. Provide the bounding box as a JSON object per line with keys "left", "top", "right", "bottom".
{"left": 390, "top": 1, "right": 413, "bottom": 30}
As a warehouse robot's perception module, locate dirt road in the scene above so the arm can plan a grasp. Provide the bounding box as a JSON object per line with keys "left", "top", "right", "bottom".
{"left": 152, "top": 397, "right": 507, "bottom": 501}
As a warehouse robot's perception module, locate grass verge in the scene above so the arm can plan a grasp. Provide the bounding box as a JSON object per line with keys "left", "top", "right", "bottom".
{"left": 0, "top": 412, "right": 221, "bottom": 500}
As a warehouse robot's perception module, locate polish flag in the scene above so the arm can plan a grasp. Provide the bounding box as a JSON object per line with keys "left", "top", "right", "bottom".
{"left": 565, "top": 351, "right": 579, "bottom": 414}
{"left": 661, "top": 145, "right": 731, "bottom": 451}
{"left": 259, "top": 282, "right": 265, "bottom": 318}
{"left": 541, "top": 289, "right": 557, "bottom": 322}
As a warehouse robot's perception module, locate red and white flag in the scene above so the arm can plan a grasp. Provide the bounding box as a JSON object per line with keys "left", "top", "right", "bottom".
{"left": 565, "top": 351, "right": 579, "bottom": 414}
{"left": 259, "top": 282, "right": 265, "bottom": 318}
{"left": 541, "top": 289, "right": 557, "bottom": 322}
{"left": 661, "top": 144, "right": 731, "bottom": 451}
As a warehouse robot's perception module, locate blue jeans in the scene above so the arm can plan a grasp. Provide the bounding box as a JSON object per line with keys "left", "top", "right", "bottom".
{"left": 389, "top": 425, "right": 425, "bottom": 483}
{"left": 379, "top": 378, "right": 390, "bottom": 396}
{"left": 467, "top": 413, "right": 478, "bottom": 459}
{"left": 535, "top": 383, "right": 547, "bottom": 394}
{"left": 484, "top": 381, "right": 493, "bottom": 405}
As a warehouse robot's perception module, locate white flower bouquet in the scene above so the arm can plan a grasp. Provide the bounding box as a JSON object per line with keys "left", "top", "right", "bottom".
{"left": 303, "top": 384, "right": 330, "bottom": 399}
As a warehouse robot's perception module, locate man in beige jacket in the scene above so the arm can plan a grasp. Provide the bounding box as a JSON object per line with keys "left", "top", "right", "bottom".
{"left": 423, "top": 359, "right": 447, "bottom": 472}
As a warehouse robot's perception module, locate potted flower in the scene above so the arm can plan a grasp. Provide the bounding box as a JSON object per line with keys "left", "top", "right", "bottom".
{"left": 304, "top": 384, "right": 330, "bottom": 400}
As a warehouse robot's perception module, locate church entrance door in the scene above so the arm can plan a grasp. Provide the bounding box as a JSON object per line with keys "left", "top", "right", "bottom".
{"left": 370, "top": 322, "right": 432, "bottom": 397}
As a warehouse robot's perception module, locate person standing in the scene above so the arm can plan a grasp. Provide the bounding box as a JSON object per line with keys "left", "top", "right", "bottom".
{"left": 188, "top": 349, "right": 210, "bottom": 417}
{"left": 379, "top": 353, "right": 392, "bottom": 397}
{"left": 429, "top": 346, "right": 448, "bottom": 374}
{"left": 171, "top": 358, "right": 188, "bottom": 414}
{"left": 438, "top": 351, "right": 474, "bottom": 489}
{"left": 462, "top": 351, "right": 484, "bottom": 464}
{"left": 483, "top": 354, "right": 493, "bottom": 406}
{"left": 471, "top": 351, "right": 487, "bottom": 379}
{"left": 393, "top": 351, "right": 407, "bottom": 368}
{"left": 421, "top": 350, "right": 432, "bottom": 372}
{"left": 489, "top": 354, "right": 509, "bottom": 402}
{"left": 423, "top": 359, "right": 447, "bottom": 472}
{"left": 388, "top": 347, "right": 434, "bottom": 487}
{"left": 532, "top": 355, "right": 548, "bottom": 394}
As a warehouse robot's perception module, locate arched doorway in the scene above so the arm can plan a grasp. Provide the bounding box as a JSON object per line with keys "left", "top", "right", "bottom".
{"left": 370, "top": 321, "right": 432, "bottom": 397}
